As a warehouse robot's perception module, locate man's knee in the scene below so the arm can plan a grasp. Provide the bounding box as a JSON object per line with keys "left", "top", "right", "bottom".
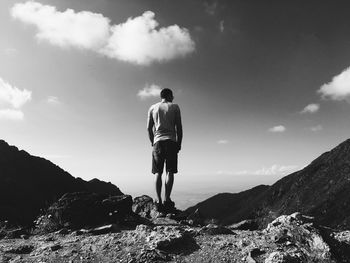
{"left": 155, "top": 173, "right": 163, "bottom": 180}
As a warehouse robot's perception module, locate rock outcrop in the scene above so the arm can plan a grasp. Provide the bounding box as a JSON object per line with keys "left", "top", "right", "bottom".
{"left": 34, "top": 192, "right": 133, "bottom": 232}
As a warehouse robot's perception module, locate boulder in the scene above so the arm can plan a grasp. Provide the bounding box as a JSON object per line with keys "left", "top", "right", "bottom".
{"left": 185, "top": 208, "right": 205, "bottom": 226}
{"left": 35, "top": 192, "right": 132, "bottom": 232}
{"left": 263, "top": 213, "right": 334, "bottom": 262}
{"left": 144, "top": 225, "right": 196, "bottom": 251}
{"left": 132, "top": 195, "right": 163, "bottom": 219}
{"left": 264, "top": 251, "right": 303, "bottom": 263}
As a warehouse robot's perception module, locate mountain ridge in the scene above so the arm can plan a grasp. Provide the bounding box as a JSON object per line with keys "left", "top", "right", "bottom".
{"left": 0, "top": 139, "right": 123, "bottom": 225}
{"left": 186, "top": 138, "right": 350, "bottom": 229}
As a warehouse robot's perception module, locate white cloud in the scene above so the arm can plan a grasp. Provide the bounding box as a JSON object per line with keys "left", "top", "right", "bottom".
{"left": 101, "top": 11, "right": 195, "bottom": 65}
{"left": 11, "top": 2, "right": 110, "bottom": 50}
{"left": 11, "top": 2, "right": 195, "bottom": 65}
{"left": 217, "top": 139, "right": 229, "bottom": 144}
{"left": 318, "top": 67, "right": 350, "bottom": 101}
{"left": 137, "top": 84, "right": 162, "bottom": 99}
{"left": 223, "top": 165, "right": 299, "bottom": 176}
{"left": 0, "top": 77, "right": 31, "bottom": 121}
{"left": 268, "top": 125, "right": 286, "bottom": 133}
{"left": 47, "top": 96, "right": 60, "bottom": 105}
{"left": 253, "top": 165, "right": 298, "bottom": 176}
{"left": 0, "top": 109, "right": 24, "bottom": 121}
{"left": 310, "top": 125, "right": 323, "bottom": 132}
{"left": 300, "top": 103, "right": 320, "bottom": 114}
{"left": 0, "top": 77, "right": 31, "bottom": 109}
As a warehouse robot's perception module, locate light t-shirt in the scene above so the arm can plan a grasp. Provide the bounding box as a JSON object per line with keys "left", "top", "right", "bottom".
{"left": 148, "top": 101, "right": 181, "bottom": 144}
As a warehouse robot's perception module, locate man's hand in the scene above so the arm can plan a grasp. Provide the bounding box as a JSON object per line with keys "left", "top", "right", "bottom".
{"left": 177, "top": 142, "right": 181, "bottom": 152}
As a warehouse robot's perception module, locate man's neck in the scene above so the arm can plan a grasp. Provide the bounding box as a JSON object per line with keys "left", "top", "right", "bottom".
{"left": 161, "top": 99, "right": 172, "bottom": 103}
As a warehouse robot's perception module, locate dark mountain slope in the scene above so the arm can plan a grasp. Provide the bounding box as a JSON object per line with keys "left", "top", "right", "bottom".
{"left": 186, "top": 138, "right": 350, "bottom": 229}
{"left": 187, "top": 185, "right": 269, "bottom": 224}
{"left": 0, "top": 140, "right": 123, "bottom": 225}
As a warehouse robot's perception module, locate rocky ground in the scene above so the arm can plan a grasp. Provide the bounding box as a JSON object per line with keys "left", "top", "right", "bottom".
{"left": 1, "top": 210, "right": 350, "bottom": 263}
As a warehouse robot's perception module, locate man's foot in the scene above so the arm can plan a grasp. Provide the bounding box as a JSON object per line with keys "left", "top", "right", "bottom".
{"left": 163, "top": 200, "right": 176, "bottom": 213}
{"left": 154, "top": 201, "right": 164, "bottom": 212}
{"left": 154, "top": 201, "right": 166, "bottom": 218}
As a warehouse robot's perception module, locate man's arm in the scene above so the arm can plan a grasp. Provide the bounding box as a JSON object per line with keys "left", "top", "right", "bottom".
{"left": 147, "top": 107, "right": 154, "bottom": 146}
{"left": 175, "top": 106, "right": 183, "bottom": 151}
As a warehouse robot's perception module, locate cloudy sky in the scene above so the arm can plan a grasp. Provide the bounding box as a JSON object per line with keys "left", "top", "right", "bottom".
{"left": 2, "top": 0, "right": 350, "bottom": 207}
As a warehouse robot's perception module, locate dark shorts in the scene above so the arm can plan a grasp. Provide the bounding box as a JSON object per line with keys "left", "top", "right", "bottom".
{"left": 152, "top": 140, "right": 178, "bottom": 174}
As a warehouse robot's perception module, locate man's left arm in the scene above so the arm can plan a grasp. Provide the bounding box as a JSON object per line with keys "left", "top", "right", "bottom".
{"left": 147, "top": 107, "right": 154, "bottom": 146}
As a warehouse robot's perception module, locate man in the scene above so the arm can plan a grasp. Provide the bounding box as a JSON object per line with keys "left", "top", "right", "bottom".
{"left": 147, "top": 88, "right": 182, "bottom": 213}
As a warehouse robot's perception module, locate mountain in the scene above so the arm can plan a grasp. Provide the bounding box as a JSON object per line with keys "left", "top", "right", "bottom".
{"left": 186, "top": 138, "right": 350, "bottom": 229}
{"left": 0, "top": 140, "right": 123, "bottom": 225}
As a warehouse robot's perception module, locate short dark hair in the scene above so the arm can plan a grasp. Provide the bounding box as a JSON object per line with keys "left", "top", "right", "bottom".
{"left": 160, "top": 88, "right": 173, "bottom": 99}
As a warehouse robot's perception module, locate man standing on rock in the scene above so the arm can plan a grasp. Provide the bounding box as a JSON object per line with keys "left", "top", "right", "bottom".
{"left": 147, "top": 88, "right": 182, "bottom": 213}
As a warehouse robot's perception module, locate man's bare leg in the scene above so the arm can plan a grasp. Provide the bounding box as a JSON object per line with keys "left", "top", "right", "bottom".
{"left": 164, "top": 172, "right": 174, "bottom": 202}
{"left": 155, "top": 173, "right": 162, "bottom": 204}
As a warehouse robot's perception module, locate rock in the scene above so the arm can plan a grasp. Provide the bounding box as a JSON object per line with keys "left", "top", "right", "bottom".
{"left": 264, "top": 251, "right": 300, "bottom": 263}
{"left": 200, "top": 224, "right": 234, "bottom": 235}
{"left": 151, "top": 217, "right": 180, "bottom": 226}
{"left": 332, "top": 230, "right": 350, "bottom": 244}
{"left": 89, "top": 224, "right": 120, "bottom": 235}
{"left": 56, "top": 228, "right": 69, "bottom": 235}
{"left": 132, "top": 195, "right": 158, "bottom": 219}
{"left": 249, "top": 247, "right": 265, "bottom": 258}
{"left": 102, "top": 195, "right": 133, "bottom": 215}
{"left": 263, "top": 213, "right": 334, "bottom": 262}
{"left": 50, "top": 244, "right": 62, "bottom": 251}
{"left": 246, "top": 255, "right": 257, "bottom": 263}
{"left": 186, "top": 208, "right": 204, "bottom": 226}
{"left": 146, "top": 226, "right": 195, "bottom": 250}
{"left": 136, "top": 248, "right": 170, "bottom": 262}
{"left": 5, "top": 245, "right": 34, "bottom": 254}
{"left": 228, "top": 219, "right": 259, "bottom": 231}
{"left": 20, "top": 234, "right": 29, "bottom": 240}
{"left": 74, "top": 229, "right": 89, "bottom": 236}
{"left": 135, "top": 224, "right": 152, "bottom": 234}
{"left": 36, "top": 192, "right": 132, "bottom": 231}
{"left": 5, "top": 228, "right": 28, "bottom": 239}
{"left": 324, "top": 229, "right": 350, "bottom": 262}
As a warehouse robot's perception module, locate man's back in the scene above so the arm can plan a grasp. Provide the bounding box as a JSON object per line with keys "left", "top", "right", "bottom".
{"left": 149, "top": 101, "right": 181, "bottom": 143}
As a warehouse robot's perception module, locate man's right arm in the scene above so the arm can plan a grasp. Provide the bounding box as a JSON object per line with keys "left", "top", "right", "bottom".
{"left": 147, "top": 107, "right": 154, "bottom": 146}
{"left": 175, "top": 105, "right": 183, "bottom": 151}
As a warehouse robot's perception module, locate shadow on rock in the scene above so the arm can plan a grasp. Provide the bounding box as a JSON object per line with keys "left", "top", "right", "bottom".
{"left": 319, "top": 228, "right": 350, "bottom": 263}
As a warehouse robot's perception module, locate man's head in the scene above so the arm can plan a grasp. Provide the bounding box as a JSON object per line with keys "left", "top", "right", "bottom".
{"left": 160, "top": 88, "right": 174, "bottom": 102}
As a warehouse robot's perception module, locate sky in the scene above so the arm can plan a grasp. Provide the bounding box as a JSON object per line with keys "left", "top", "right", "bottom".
{"left": 2, "top": 0, "right": 350, "bottom": 208}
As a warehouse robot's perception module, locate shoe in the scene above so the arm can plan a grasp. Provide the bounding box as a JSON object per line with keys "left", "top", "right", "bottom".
{"left": 154, "top": 201, "right": 164, "bottom": 212}
{"left": 154, "top": 201, "right": 166, "bottom": 218}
